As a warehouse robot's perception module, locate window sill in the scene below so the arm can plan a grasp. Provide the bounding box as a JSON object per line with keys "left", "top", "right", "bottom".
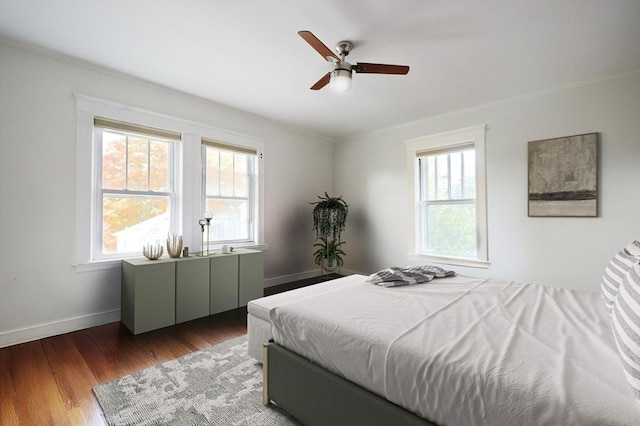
{"left": 74, "top": 259, "right": 122, "bottom": 273}
{"left": 208, "top": 242, "right": 269, "bottom": 251}
{"left": 408, "top": 253, "right": 490, "bottom": 269}
{"left": 74, "top": 243, "right": 269, "bottom": 273}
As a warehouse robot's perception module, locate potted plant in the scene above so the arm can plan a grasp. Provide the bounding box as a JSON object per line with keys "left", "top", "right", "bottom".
{"left": 310, "top": 192, "right": 348, "bottom": 273}
{"left": 313, "top": 237, "right": 346, "bottom": 273}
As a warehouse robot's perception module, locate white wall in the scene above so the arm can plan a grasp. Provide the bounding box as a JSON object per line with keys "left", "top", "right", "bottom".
{"left": 336, "top": 72, "right": 640, "bottom": 292}
{"left": 0, "top": 41, "right": 334, "bottom": 346}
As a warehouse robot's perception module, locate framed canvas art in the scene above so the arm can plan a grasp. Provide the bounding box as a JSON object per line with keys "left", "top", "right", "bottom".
{"left": 528, "top": 133, "right": 598, "bottom": 217}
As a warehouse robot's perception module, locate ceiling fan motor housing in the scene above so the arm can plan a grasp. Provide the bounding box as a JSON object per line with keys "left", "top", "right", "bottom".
{"left": 334, "top": 61, "right": 352, "bottom": 73}
{"left": 335, "top": 40, "right": 353, "bottom": 57}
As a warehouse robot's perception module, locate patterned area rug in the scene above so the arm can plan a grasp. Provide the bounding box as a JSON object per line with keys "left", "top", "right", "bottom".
{"left": 93, "top": 335, "right": 300, "bottom": 425}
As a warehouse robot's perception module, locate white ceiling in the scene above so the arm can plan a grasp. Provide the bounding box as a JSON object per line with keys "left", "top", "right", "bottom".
{"left": 1, "top": 1, "right": 638, "bottom": 140}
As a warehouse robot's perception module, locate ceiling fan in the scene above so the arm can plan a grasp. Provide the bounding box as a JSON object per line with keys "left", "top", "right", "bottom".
{"left": 298, "top": 30, "right": 410, "bottom": 93}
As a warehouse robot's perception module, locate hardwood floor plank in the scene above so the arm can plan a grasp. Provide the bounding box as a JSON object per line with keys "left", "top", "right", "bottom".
{"left": 67, "top": 406, "right": 93, "bottom": 426}
{"left": 0, "top": 398, "right": 20, "bottom": 426}
{"left": 5, "top": 341, "right": 70, "bottom": 425}
{"left": 0, "top": 346, "right": 21, "bottom": 425}
{"left": 42, "top": 334, "right": 106, "bottom": 425}
{"left": 0, "top": 347, "right": 19, "bottom": 425}
{"left": 82, "top": 322, "right": 158, "bottom": 381}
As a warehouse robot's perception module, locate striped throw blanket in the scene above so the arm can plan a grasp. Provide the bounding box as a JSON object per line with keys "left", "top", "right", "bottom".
{"left": 367, "top": 265, "right": 456, "bottom": 287}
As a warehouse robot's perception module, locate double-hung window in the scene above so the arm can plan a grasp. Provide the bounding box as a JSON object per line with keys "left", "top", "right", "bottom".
{"left": 76, "top": 95, "right": 265, "bottom": 270}
{"left": 93, "top": 118, "right": 180, "bottom": 260}
{"left": 406, "top": 125, "right": 489, "bottom": 268}
{"left": 202, "top": 139, "right": 257, "bottom": 245}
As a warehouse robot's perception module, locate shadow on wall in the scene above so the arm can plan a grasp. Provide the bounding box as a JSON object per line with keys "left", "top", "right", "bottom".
{"left": 272, "top": 205, "right": 317, "bottom": 276}
{"left": 345, "top": 208, "right": 377, "bottom": 274}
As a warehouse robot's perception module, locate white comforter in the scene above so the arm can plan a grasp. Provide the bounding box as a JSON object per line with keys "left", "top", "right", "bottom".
{"left": 270, "top": 274, "right": 640, "bottom": 426}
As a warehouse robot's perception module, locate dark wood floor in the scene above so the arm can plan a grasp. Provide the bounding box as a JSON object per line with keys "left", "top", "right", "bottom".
{"left": 0, "top": 274, "right": 339, "bottom": 426}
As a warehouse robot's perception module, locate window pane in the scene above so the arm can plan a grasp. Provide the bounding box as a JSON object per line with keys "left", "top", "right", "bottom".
{"left": 206, "top": 148, "right": 220, "bottom": 196}
{"left": 417, "top": 200, "right": 429, "bottom": 250}
{"left": 205, "top": 198, "right": 249, "bottom": 241}
{"left": 463, "top": 150, "right": 476, "bottom": 199}
{"left": 418, "top": 158, "right": 427, "bottom": 201}
{"left": 149, "top": 139, "right": 169, "bottom": 192}
{"left": 426, "top": 203, "right": 476, "bottom": 258}
{"left": 102, "top": 131, "right": 126, "bottom": 190}
{"left": 127, "top": 136, "right": 149, "bottom": 191}
{"left": 450, "top": 152, "right": 462, "bottom": 199}
{"left": 427, "top": 156, "right": 436, "bottom": 200}
{"left": 219, "top": 151, "right": 234, "bottom": 197}
{"left": 234, "top": 154, "right": 249, "bottom": 197}
{"left": 436, "top": 154, "right": 449, "bottom": 200}
{"left": 102, "top": 196, "right": 169, "bottom": 254}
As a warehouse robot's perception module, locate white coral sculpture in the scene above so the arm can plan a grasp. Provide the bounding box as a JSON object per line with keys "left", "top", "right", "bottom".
{"left": 142, "top": 243, "right": 163, "bottom": 260}
{"left": 167, "top": 234, "right": 184, "bottom": 258}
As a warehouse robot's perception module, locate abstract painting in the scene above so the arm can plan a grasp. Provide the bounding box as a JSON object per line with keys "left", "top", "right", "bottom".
{"left": 528, "top": 133, "right": 598, "bottom": 217}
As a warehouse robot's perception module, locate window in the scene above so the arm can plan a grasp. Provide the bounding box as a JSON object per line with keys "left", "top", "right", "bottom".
{"left": 75, "top": 94, "right": 266, "bottom": 270}
{"left": 202, "top": 139, "right": 257, "bottom": 245}
{"left": 406, "top": 125, "right": 489, "bottom": 268}
{"left": 93, "top": 118, "right": 180, "bottom": 260}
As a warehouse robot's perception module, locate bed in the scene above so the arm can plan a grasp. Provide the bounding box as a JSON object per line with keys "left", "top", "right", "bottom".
{"left": 250, "top": 267, "right": 640, "bottom": 425}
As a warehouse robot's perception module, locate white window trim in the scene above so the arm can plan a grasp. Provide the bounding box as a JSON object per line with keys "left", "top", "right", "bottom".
{"left": 405, "top": 124, "right": 490, "bottom": 269}
{"left": 75, "top": 94, "right": 266, "bottom": 272}
{"left": 201, "top": 142, "right": 258, "bottom": 247}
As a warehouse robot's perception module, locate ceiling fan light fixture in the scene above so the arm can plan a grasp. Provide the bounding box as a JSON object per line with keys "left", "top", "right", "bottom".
{"left": 330, "top": 68, "right": 352, "bottom": 92}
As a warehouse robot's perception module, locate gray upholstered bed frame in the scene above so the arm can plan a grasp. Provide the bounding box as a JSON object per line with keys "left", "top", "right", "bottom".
{"left": 262, "top": 341, "right": 436, "bottom": 426}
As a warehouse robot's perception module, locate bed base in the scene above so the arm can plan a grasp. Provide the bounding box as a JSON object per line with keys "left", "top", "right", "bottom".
{"left": 263, "top": 342, "right": 435, "bottom": 426}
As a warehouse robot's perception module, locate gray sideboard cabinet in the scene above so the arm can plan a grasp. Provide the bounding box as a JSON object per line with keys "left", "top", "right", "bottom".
{"left": 239, "top": 250, "right": 265, "bottom": 307}
{"left": 210, "top": 253, "right": 239, "bottom": 315}
{"left": 121, "top": 257, "right": 176, "bottom": 335}
{"left": 210, "top": 248, "right": 264, "bottom": 314}
{"left": 121, "top": 248, "right": 264, "bottom": 334}
{"left": 175, "top": 256, "right": 210, "bottom": 324}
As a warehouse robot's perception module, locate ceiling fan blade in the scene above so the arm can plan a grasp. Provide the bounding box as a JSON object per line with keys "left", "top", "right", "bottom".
{"left": 310, "top": 72, "right": 331, "bottom": 90}
{"left": 298, "top": 30, "right": 339, "bottom": 62}
{"left": 353, "top": 63, "right": 410, "bottom": 75}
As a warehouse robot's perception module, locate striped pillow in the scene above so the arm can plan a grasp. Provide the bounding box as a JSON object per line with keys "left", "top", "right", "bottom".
{"left": 601, "top": 241, "right": 640, "bottom": 315}
{"left": 611, "top": 262, "right": 640, "bottom": 400}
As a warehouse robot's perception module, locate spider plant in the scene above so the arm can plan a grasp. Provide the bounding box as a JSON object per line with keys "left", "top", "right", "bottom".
{"left": 313, "top": 237, "right": 346, "bottom": 272}
{"left": 310, "top": 193, "right": 349, "bottom": 272}
{"left": 310, "top": 192, "right": 348, "bottom": 243}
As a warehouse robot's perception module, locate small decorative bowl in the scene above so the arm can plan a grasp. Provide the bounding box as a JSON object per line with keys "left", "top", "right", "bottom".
{"left": 142, "top": 244, "right": 163, "bottom": 260}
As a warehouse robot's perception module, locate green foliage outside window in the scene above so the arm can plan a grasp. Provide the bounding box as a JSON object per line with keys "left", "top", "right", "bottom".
{"left": 426, "top": 204, "right": 476, "bottom": 258}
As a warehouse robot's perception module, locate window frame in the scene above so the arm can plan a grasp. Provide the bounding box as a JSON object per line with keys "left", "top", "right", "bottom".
{"left": 405, "top": 124, "right": 489, "bottom": 268}
{"left": 201, "top": 140, "right": 258, "bottom": 246}
{"left": 75, "top": 94, "right": 266, "bottom": 272}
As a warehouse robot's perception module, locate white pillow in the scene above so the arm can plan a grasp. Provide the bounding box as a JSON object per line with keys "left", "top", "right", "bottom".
{"left": 601, "top": 240, "right": 640, "bottom": 315}
{"left": 611, "top": 261, "right": 640, "bottom": 400}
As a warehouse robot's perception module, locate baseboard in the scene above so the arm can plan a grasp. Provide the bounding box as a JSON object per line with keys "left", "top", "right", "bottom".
{"left": 264, "top": 268, "right": 365, "bottom": 288}
{"left": 339, "top": 268, "right": 364, "bottom": 277}
{"left": 264, "top": 270, "right": 324, "bottom": 287}
{"left": 0, "top": 309, "right": 120, "bottom": 348}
